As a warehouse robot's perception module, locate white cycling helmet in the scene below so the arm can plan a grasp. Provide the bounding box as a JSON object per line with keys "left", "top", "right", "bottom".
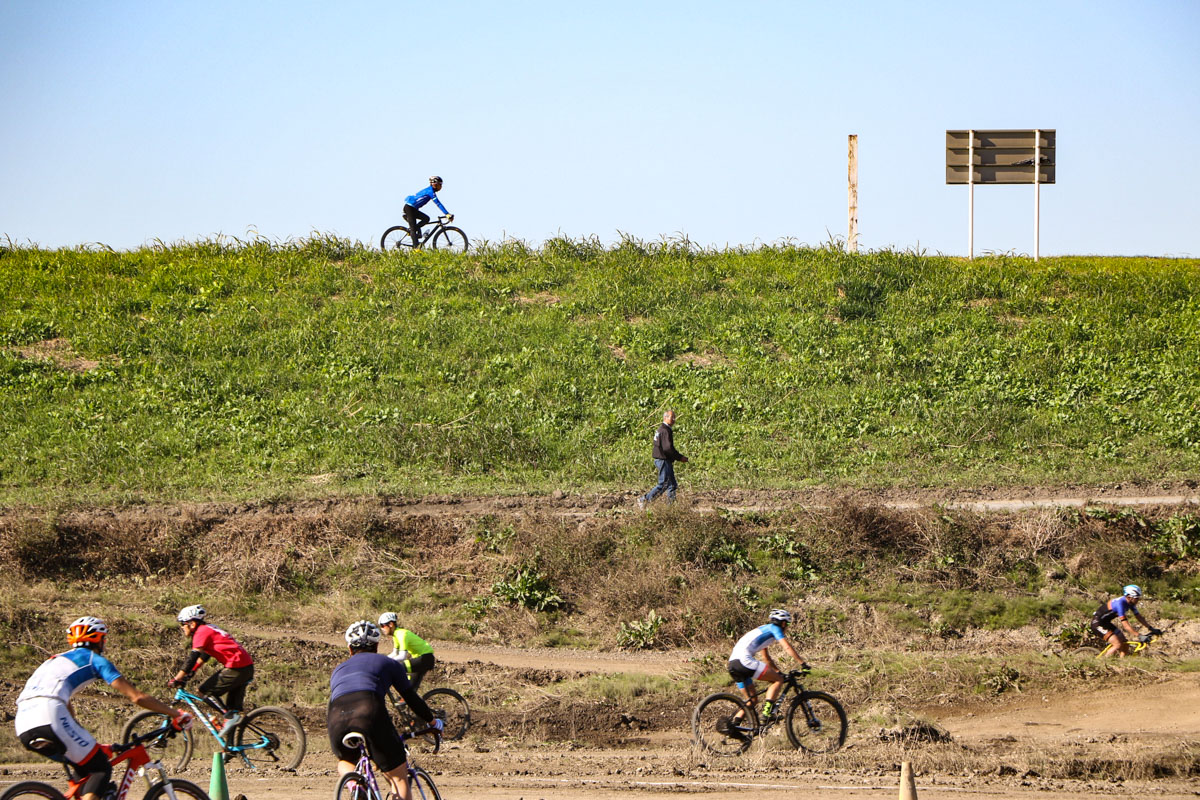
{"left": 177, "top": 605, "right": 206, "bottom": 624}
{"left": 769, "top": 609, "right": 794, "bottom": 625}
{"left": 378, "top": 612, "right": 398, "bottom": 626}
{"left": 345, "top": 620, "right": 382, "bottom": 649}
{"left": 1123, "top": 584, "right": 1143, "bottom": 599}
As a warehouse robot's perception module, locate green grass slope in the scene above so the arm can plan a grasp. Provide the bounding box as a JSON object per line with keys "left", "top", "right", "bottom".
{"left": 2, "top": 236, "right": 1198, "bottom": 503}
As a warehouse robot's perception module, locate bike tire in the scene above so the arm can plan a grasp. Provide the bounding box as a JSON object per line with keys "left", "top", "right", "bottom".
{"left": 422, "top": 687, "right": 471, "bottom": 741}
{"left": 411, "top": 767, "right": 442, "bottom": 800}
{"left": 380, "top": 226, "right": 416, "bottom": 251}
{"left": 122, "top": 710, "right": 194, "bottom": 772}
{"left": 1072, "top": 646, "right": 1103, "bottom": 656}
{"left": 141, "top": 779, "right": 209, "bottom": 800}
{"left": 785, "top": 690, "right": 848, "bottom": 753}
{"left": 0, "top": 781, "right": 67, "bottom": 800}
{"left": 334, "top": 771, "right": 371, "bottom": 800}
{"left": 234, "top": 706, "right": 306, "bottom": 770}
{"left": 429, "top": 226, "right": 468, "bottom": 253}
{"left": 692, "top": 692, "right": 756, "bottom": 757}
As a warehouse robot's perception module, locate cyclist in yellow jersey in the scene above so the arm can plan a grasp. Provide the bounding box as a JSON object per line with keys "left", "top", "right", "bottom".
{"left": 377, "top": 613, "right": 436, "bottom": 691}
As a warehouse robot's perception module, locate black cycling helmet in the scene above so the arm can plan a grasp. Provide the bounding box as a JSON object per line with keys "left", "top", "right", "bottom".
{"left": 429, "top": 175, "right": 443, "bottom": 185}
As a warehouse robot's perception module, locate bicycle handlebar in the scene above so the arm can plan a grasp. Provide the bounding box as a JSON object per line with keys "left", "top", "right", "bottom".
{"left": 112, "top": 723, "right": 179, "bottom": 755}
{"left": 401, "top": 725, "right": 442, "bottom": 755}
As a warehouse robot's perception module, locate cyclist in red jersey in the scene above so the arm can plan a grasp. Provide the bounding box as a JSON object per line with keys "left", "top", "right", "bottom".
{"left": 168, "top": 605, "right": 254, "bottom": 738}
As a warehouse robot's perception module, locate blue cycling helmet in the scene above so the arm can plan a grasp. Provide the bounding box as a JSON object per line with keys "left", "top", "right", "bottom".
{"left": 1123, "top": 584, "right": 1142, "bottom": 599}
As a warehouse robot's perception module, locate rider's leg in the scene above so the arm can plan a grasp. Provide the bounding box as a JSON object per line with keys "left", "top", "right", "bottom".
{"left": 1103, "top": 629, "right": 1130, "bottom": 657}
{"left": 756, "top": 666, "right": 786, "bottom": 717}
{"left": 403, "top": 205, "right": 429, "bottom": 245}
{"left": 408, "top": 653, "right": 435, "bottom": 693}
{"left": 68, "top": 746, "right": 113, "bottom": 800}
{"left": 382, "top": 763, "right": 412, "bottom": 800}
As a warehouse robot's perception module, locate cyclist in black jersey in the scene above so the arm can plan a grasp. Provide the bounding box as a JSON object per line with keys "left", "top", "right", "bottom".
{"left": 1091, "top": 584, "right": 1161, "bottom": 657}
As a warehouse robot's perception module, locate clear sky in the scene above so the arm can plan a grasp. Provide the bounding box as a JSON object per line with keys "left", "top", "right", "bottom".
{"left": 2, "top": 1, "right": 1198, "bottom": 255}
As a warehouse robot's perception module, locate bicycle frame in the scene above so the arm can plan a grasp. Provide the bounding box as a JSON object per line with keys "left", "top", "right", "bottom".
{"left": 343, "top": 728, "right": 439, "bottom": 800}
{"left": 171, "top": 688, "right": 265, "bottom": 765}
{"left": 411, "top": 217, "right": 453, "bottom": 245}
{"left": 741, "top": 673, "right": 801, "bottom": 731}
{"left": 63, "top": 729, "right": 172, "bottom": 800}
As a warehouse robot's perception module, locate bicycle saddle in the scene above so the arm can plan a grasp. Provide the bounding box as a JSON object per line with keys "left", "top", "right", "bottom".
{"left": 342, "top": 732, "right": 367, "bottom": 750}
{"left": 27, "top": 737, "right": 58, "bottom": 752}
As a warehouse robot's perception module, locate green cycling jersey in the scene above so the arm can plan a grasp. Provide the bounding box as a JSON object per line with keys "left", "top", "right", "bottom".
{"left": 392, "top": 628, "right": 433, "bottom": 659}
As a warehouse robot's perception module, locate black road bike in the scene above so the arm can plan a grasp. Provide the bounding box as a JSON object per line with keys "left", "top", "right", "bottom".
{"left": 380, "top": 216, "right": 468, "bottom": 253}
{"left": 692, "top": 669, "right": 848, "bottom": 756}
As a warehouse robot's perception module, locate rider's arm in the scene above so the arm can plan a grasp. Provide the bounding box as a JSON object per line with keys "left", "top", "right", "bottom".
{"left": 431, "top": 193, "right": 449, "bottom": 216}
{"left": 780, "top": 639, "right": 809, "bottom": 669}
{"left": 171, "top": 650, "right": 211, "bottom": 685}
{"left": 112, "top": 677, "right": 187, "bottom": 720}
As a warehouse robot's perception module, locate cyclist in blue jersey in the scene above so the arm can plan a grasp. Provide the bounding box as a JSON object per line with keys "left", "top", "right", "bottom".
{"left": 404, "top": 175, "right": 452, "bottom": 247}
{"left": 1092, "top": 584, "right": 1161, "bottom": 657}
{"left": 721, "top": 609, "right": 809, "bottom": 740}
{"left": 328, "top": 621, "right": 443, "bottom": 800}
{"left": 14, "top": 617, "right": 192, "bottom": 800}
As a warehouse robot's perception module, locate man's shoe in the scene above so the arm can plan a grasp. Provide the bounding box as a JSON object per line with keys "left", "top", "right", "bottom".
{"left": 716, "top": 716, "right": 749, "bottom": 742}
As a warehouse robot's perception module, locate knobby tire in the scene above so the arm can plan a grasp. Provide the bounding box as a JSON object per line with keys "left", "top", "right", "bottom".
{"left": 122, "top": 711, "right": 194, "bottom": 772}
{"left": 692, "top": 692, "right": 756, "bottom": 757}
{"left": 785, "top": 690, "right": 848, "bottom": 753}
{"left": 140, "top": 779, "right": 209, "bottom": 800}
{"left": 234, "top": 706, "right": 306, "bottom": 770}
{"left": 0, "top": 782, "right": 67, "bottom": 800}
{"left": 410, "top": 767, "right": 442, "bottom": 800}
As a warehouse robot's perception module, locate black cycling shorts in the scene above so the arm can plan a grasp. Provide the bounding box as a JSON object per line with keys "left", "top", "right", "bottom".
{"left": 327, "top": 690, "right": 407, "bottom": 772}
{"left": 19, "top": 726, "right": 111, "bottom": 797}
{"left": 1091, "top": 615, "right": 1119, "bottom": 638}
{"left": 727, "top": 659, "right": 759, "bottom": 688}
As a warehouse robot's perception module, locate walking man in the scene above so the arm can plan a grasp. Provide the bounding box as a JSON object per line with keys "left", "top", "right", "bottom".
{"left": 638, "top": 409, "right": 688, "bottom": 507}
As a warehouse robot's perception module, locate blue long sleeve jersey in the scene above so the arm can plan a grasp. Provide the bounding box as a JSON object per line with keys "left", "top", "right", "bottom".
{"left": 404, "top": 186, "right": 448, "bottom": 215}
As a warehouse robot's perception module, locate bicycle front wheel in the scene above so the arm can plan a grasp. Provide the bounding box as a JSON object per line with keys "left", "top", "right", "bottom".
{"left": 381, "top": 226, "right": 416, "bottom": 251}
{"left": 692, "top": 692, "right": 756, "bottom": 756}
{"left": 122, "top": 711, "right": 193, "bottom": 772}
{"left": 429, "top": 226, "right": 468, "bottom": 253}
{"left": 411, "top": 767, "right": 442, "bottom": 800}
{"left": 422, "top": 687, "right": 471, "bottom": 741}
{"left": 785, "top": 691, "right": 848, "bottom": 753}
{"left": 0, "top": 781, "right": 67, "bottom": 800}
{"left": 141, "top": 779, "right": 208, "bottom": 800}
{"left": 234, "top": 706, "right": 306, "bottom": 770}
{"left": 335, "top": 771, "right": 371, "bottom": 800}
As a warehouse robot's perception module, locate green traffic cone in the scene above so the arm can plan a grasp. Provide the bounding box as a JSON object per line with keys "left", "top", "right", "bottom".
{"left": 209, "top": 751, "right": 230, "bottom": 800}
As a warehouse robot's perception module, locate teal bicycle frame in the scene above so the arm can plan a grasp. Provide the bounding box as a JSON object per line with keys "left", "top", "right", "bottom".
{"left": 171, "top": 688, "right": 270, "bottom": 767}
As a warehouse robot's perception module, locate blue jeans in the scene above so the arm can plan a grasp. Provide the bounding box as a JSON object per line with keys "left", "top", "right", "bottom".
{"left": 642, "top": 458, "right": 677, "bottom": 503}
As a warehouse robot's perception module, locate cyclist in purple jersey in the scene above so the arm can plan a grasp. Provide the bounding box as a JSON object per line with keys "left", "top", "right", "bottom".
{"left": 1091, "top": 584, "right": 1161, "bottom": 657}
{"left": 328, "top": 621, "right": 442, "bottom": 800}
{"left": 403, "top": 176, "right": 452, "bottom": 246}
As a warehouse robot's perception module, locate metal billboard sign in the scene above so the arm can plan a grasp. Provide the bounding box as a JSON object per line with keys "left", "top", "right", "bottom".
{"left": 945, "top": 129, "right": 1055, "bottom": 260}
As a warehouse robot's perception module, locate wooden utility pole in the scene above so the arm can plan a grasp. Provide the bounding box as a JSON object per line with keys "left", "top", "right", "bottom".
{"left": 847, "top": 134, "right": 859, "bottom": 252}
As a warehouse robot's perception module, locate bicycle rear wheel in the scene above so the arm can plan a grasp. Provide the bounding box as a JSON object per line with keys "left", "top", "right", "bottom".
{"left": 234, "top": 706, "right": 306, "bottom": 770}
{"left": 122, "top": 710, "right": 193, "bottom": 772}
{"left": 429, "top": 226, "right": 468, "bottom": 253}
{"left": 0, "top": 781, "right": 67, "bottom": 800}
{"left": 381, "top": 226, "right": 416, "bottom": 251}
{"left": 785, "top": 691, "right": 848, "bottom": 753}
{"left": 1072, "top": 646, "right": 1103, "bottom": 656}
{"left": 411, "top": 767, "right": 442, "bottom": 800}
{"left": 692, "top": 692, "right": 756, "bottom": 756}
{"left": 335, "top": 771, "right": 371, "bottom": 800}
{"left": 422, "top": 687, "right": 471, "bottom": 741}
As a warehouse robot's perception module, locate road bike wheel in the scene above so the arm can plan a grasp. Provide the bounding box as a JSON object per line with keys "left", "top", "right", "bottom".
{"left": 0, "top": 781, "right": 67, "bottom": 800}
{"left": 429, "top": 226, "right": 468, "bottom": 253}
{"left": 141, "top": 779, "right": 208, "bottom": 800}
{"left": 234, "top": 706, "right": 306, "bottom": 770}
{"left": 1072, "top": 646, "right": 1103, "bottom": 656}
{"left": 335, "top": 771, "right": 371, "bottom": 800}
{"left": 122, "top": 710, "right": 193, "bottom": 772}
{"left": 785, "top": 691, "right": 848, "bottom": 753}
{"left": 692, "top": 692, "right": 756, "bottom": 757}
{"left": 411, "top": 767, "right": 442, "bottom": 800}
{"left": 422, "top": 687, "right": 471, "bottom": 741}
{"left": 381, "top": 226, "right": 416, "bottom": 251}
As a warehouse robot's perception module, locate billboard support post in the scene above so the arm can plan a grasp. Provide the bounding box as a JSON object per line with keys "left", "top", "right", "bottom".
{"left": 968, "top": 131, "right": 975, "bottom": 259}
{"left": 848, "top": 134, "right": 858, "bottom": 253}
{"left": 1034, "top": 129, "right": 1041, "bottom": 262}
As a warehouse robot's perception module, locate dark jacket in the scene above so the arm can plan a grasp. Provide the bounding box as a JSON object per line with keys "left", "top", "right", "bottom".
{"left": 651, "top": 423, "right": 684, "bottom": 461}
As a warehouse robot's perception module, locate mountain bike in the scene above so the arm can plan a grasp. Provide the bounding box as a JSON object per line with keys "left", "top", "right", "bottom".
{"left": 692, "top": 669, "right": 848, "bottom": 757}
{"left": 1073, "top": 628, "right": 1167, "bottom": 658}
{"left": 387, "top": 687, "right": 471, "bottom": 747}
{"left": 380, "top": 216, "right": 469, "bottom": 253}
{"left": 334, "top": 726, "right": 442, "bottom": 800}
{"left": 1, "top": 722, "right": 208, "bottom": 800}
{"left": 121, "top": 687, "right": 305, "bottom": 772}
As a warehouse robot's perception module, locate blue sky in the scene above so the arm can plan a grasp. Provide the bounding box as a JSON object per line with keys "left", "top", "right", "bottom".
{"left": 2, "top": 1, "right": 1197, "bottom": 255}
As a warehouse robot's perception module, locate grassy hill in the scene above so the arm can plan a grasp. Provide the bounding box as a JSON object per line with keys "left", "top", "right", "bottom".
{"left": 2, "top": 236, "right": 1198, "bottom": 504}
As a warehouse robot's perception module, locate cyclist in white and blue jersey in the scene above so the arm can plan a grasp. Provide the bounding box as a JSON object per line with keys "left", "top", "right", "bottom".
{"left": 403, "top": 175, "right": 452, "bottom": 246}
{"left": 722, "top": 609, "right": 809, "bottom": 737}
{"left": 14, "top": 617, "right": 191, "bottom": 800}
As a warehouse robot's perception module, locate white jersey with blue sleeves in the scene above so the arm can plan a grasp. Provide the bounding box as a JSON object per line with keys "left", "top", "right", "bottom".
{"left": 17, "top": 648, "right": 122, "bottom": 705}
{"left": 730, "top": 623, "right": 786, "bottom": 664}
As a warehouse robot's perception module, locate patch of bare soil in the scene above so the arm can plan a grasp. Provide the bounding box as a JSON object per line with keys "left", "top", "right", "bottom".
{"left": 7, "top": 338, "right": 107, "bottom": 372}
